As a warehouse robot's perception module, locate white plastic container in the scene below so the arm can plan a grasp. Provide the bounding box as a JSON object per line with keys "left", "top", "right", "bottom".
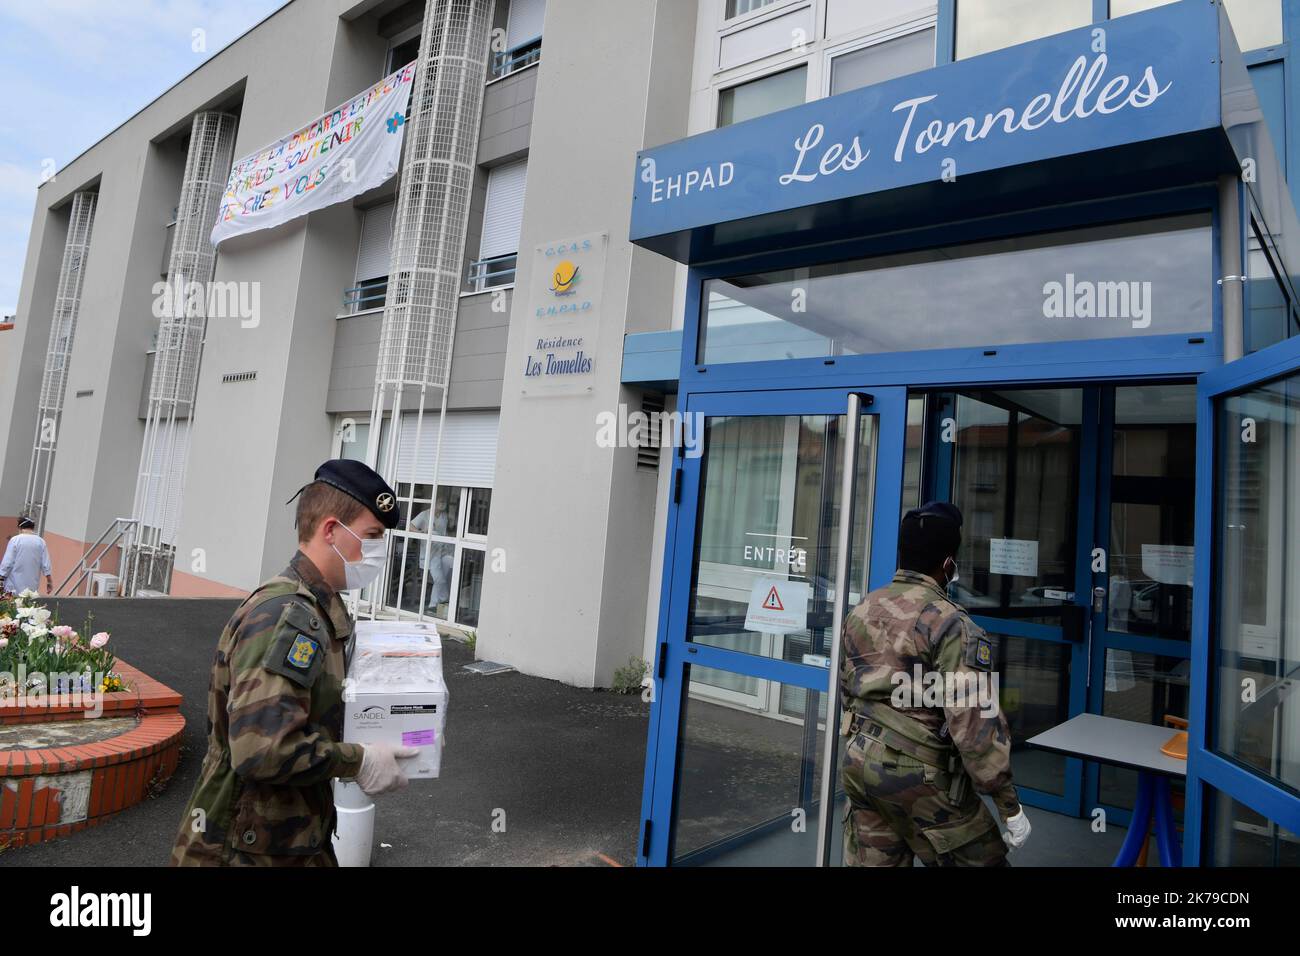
{"left": 332, "top": 780, "right": 375, "bottom": 867}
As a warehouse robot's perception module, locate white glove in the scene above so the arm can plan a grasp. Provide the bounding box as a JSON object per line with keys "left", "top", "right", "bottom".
{"left": 1002, "top": 807, "right": 1031, "bottom": 850}
{"left": 355, "top": 743, "right": 420, "bottom": 796}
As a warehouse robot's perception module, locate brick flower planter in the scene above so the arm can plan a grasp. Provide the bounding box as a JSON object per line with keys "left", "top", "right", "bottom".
{"left": 0, "top": 661, "right": 185, "bottom": 849}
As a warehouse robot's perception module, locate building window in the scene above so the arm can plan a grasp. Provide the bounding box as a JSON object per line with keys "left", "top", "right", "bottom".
{"left": 727, "top": 0, "right": 781, "bottom": 19}
{"left": 1211, "top": 791, "right": 1300, "bottom": 865}
{"left": 493, "top": 0, "right": 545, "bottom": 78}
{"left": 1111, "top": 0, "right": 1283, "bottom": 50}
{"left": 387, "top": 29, "right": 420, "bottom": 74}
{"left": 334, "top": 419, "right": 371, "bottom": 462}
{"left": 347, "top": 201, "right": 395, "bottom": 314}
{"left": 376, "top": 411, "right": 498, "bottom": 628}
{"left": 470, "top": 159, "right": 527, "bottom": 291}
{"left": 717, "top": 65, "right": 807, "bottom": 128}
{"left": 387, "top": 484, "right": 490, "bottom": 625}
{"left": 829, "top": 27, "right": 935, "bottom": 97}
{"left": 1247, "top": 220, "right": 1300, "bottom": 353}
{"left": 955, "top": 0, "right": 1092, "bottom": 60}
{"left": 1214, "top": 369, "right": 1300, "bottom": 797}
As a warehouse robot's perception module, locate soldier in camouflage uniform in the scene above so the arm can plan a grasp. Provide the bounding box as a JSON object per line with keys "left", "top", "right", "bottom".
{"left": 171, "top": 460, "right": 417, "bottom": 866}
{"left": 839, "top": 502, "right": 1031, "bottom": 866}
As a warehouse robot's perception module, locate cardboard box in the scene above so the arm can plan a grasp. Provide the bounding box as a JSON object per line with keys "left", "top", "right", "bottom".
{"left": 344, "top": 622, "right": 448, "bottom": 780}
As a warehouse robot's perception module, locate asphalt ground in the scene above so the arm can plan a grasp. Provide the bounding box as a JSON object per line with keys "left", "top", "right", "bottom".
{"left": 1, "top": 598, "right": 1125, "bottom": 868}
{"left": 1, "top": 597, "right": 649, "bottom": 867}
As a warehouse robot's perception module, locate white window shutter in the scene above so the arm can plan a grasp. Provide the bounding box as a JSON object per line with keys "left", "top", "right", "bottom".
{"left": 437, "top": 412, "right": 499, "bottom": 487}
{"left": 479, "top": 160, "right": 528, "bottom": 261}
{"left": 355, "top": 201, "right": 396, "bottom": 283}
{"left": 395, "top": 412, "right": 499, "bottom": 487}
{"left": 506, "top": 0, "right": 546, "bottom": 49}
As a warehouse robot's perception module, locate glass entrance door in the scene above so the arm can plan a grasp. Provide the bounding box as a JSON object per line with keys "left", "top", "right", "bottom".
{"left": 916, "top": 385, "right": 1196, "bottom": 819}
{"left": 924, "top": 388, "right": 1094, "bottom": 815}
{"left": 639, "top": 387, "right": 907, "bottom": 866}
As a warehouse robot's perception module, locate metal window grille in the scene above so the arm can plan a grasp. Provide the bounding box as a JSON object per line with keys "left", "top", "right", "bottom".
{"left": 23, "top": 190, "right": 98, "bottom": 533}
{"left": 365, "top": 0, "right": 494, "bottom": 623}
{"left": 124, "top": 111, "right": 239, "bottom": 595}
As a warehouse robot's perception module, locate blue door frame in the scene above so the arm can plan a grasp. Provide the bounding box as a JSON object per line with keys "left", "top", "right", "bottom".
{"left": 636, "top": 189, "right": 1228, "bottom": 866}
{"left": 1183, "top": 333, "right": 1300, "bottom": 865}
{"left": 637, "top": 386, "right": 909, "bottom": 866}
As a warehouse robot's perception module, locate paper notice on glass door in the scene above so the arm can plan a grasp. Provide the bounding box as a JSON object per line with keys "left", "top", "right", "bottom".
{"left": 1141, "top": 544, "right": 1194, "bottom": 586}
{"left": 744, "top": 577, "right": 809, "bottom": 635}
{"left": 989, "top": 538, "right": 1038, "bottom": 578}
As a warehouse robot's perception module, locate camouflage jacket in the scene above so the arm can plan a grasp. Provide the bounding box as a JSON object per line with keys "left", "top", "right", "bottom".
{"left": 839, "top": 569, "right": 1020, "bottom": 819}
{"left": 170, "top": 552, "right": 364, "bottom": 866}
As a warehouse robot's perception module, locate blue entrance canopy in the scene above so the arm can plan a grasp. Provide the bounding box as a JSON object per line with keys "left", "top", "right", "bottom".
{"left": 629, "top": 1, "right": 1290, "bottom": 272}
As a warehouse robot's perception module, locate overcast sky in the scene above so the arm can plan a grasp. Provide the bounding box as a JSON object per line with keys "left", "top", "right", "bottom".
{"left": 0, "top": 0, "right": 293, "bottom": 315}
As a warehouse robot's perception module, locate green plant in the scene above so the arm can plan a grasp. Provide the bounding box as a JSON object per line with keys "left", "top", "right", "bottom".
{"left": 463, "top": 628, "right": 477, "bottom": 655}
{"left": 0, "top": 591, "right": 122, "bottom": 696}
{"left": 612, "top": 656, "right": 650, "bottom": 695}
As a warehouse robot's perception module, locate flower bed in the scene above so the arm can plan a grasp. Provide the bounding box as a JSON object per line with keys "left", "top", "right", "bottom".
{"left": 0, "top": 590, "right": 125, "bottom": 700}
{"left": 0, "top": 591, "right": 185, "bottom": 850}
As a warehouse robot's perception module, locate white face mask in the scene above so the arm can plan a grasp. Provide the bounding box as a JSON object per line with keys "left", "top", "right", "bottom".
{"left": 332, "top": 522, "right": 386, "bottom": 590}
{"left": 944, "top": 558, "right": 960, "bottom": 587}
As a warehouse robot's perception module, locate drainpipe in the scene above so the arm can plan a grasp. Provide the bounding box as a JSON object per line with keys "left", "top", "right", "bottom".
{"left": 1219, "top": 174, "right": 1245, "bottom": 363}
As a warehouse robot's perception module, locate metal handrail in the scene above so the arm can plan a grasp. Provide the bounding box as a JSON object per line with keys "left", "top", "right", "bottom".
{"left": 55, "top": 517, "right": 138, "bottom": 597}
{"left": 491, "top": 38, "right": 541, "bottom": 79}
{"left": 466, "top": 254, "right": 517, "bottom": 292}
{"left": 343, "top": 284, "right": 388, "bottom": 314}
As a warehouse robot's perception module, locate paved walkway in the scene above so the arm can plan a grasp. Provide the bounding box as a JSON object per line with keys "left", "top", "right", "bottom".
{"left": 1, "top": 598, "right": 1141, "bottom": 867}
{"left": 1, "top": 598, "right": 648, "bottom": 867}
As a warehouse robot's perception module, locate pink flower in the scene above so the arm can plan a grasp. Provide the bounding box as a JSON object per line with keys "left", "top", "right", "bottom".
{"left": 90, "top": 632, "right": 110, "bottom": 649}
{"left": 51, "top": 625, "right": 75, "bottom": 640}
{"left": 0, "top": 637, "right": 8, "bottom": 649}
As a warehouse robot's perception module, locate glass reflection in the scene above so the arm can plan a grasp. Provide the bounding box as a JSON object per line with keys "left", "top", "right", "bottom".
{"left": 700, "top": 215, "right": 1212, "bottom": 366}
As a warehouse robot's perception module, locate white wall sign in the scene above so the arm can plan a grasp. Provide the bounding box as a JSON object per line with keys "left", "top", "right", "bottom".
{"left": 989, "top": 538, "right": 1038, "bottom": 578}
{"left": 1141, "top": 544, "right": 1194, "bottom": 586}
{"left": 521, "top": 232, "right": 607, "bottom": 396}
{"left": 743, "top": 577, "right": 810, "bottom": 635}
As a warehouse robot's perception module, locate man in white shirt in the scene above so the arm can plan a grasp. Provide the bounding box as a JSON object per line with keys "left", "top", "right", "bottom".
{"left": 0, "top": 517, "right": 53, "bottom": 596}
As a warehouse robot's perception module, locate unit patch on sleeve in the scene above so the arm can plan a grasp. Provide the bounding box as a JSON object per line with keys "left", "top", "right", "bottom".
{"left": 287, "top": 635, "right": 320, "bottom": 670}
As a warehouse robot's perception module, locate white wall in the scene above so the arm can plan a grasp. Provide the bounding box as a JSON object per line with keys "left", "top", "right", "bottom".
{"left": 477, "top": 0, "right": 697, "bottom": 687}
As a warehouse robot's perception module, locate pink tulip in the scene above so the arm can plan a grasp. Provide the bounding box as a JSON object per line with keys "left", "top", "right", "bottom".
{"left": 90, "top": 632, "right": 110, "bottom": 649}
{"left": 51, "top": 625, "right": 75, "bottom": 640}
{"left": 0, "top": 637, "right": 8, "bottom": 649}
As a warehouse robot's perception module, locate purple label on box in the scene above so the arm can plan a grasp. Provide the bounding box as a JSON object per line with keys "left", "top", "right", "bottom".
{"left": 402, "top": 728, "right": 436, "bottom": 747}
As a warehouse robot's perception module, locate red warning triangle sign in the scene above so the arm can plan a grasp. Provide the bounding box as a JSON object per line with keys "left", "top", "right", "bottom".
{"left": 762, "top": 586, "right": 784, "bottom": 612}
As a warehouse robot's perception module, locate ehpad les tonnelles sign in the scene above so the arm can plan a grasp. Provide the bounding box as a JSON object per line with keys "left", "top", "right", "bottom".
{"left": 521, "top": 232, "right": 607, "bottom": 397}
{"left": 631, "top": 0, "right": 1221, "bottom": 243}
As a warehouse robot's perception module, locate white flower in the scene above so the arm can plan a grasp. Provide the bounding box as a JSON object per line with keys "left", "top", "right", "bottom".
{"left": 30, "top": 608, "right": 51, "bottom": 626}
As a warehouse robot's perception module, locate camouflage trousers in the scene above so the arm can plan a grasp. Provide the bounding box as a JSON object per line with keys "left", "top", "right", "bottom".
{"left": 841, "top": 729, "right": 1008, "bottom": 867}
